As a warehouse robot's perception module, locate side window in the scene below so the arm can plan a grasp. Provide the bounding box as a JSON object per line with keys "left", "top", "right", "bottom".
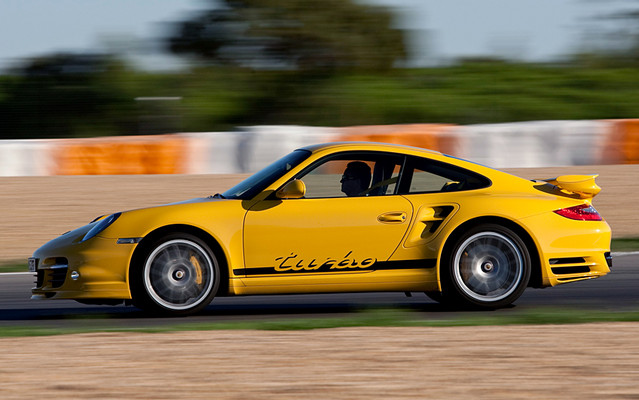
{"left": 405, "top": 157, "right": 490, "bottom": 194}
{"left": 409, "top": 169, "right": 450, "bottom": 193}
{"left": 296, "top": 153, "right": 403, "bottom": 199}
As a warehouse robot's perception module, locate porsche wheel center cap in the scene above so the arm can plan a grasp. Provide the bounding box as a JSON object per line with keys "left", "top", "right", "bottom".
{"left": 481, "top": 261, "right": 494, "bottom": 273}
{"left": 173, "top": 269, "right": 186, "bottom": 280}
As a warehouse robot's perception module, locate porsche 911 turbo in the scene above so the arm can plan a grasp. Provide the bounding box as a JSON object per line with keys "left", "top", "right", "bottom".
{"left": 30, "top": 142, "right": 612, "bottom": 315}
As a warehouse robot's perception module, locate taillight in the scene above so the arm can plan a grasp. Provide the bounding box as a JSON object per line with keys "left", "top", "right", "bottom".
{"left": 554, "top": 204, "right": 602, "bottom": 221}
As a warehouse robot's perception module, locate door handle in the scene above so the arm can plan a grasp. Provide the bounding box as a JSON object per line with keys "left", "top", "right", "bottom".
{"left": 378, "top": 212, "right": 407, "bottom": 223}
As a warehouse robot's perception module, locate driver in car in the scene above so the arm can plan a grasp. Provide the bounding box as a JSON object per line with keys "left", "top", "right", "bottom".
{"left": 340, "top": 161, "right": 371, "bottom": 197}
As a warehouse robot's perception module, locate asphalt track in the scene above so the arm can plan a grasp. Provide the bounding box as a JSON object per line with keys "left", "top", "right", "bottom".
{"left": 0, "top": 253, "right": 637, "bottom": 329}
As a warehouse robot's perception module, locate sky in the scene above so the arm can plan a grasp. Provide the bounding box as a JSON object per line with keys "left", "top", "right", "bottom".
{"left": 0, "top": 0, "right": 618, "bottom": 70}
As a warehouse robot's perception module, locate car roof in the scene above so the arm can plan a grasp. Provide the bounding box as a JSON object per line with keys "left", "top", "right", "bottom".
{"left": 299, "top": 141, "right": 511, "bottom": 183}
{"left": 299, "top": 141, "right": 444, "bottom": 156}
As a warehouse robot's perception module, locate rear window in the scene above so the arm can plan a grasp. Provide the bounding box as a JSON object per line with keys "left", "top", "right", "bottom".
{"left": 401, "top": 156, "right": 491, "bottom": 194}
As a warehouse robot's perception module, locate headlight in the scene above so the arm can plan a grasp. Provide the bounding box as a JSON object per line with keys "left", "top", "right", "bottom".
{"left": 81, "top": 213, "right": 121, "bottom": 242}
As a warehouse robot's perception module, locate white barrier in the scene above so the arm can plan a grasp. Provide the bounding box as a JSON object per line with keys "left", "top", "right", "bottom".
{"left": 239, "top": 126, "right": 340, "bottom": 173}
{"left": 0, "top": 120, "right": 630, "bottom": 175}
{"left": 180, "top": 132, "right": 241, "bottom": 174}
{"left": 454, "top": 120, "right": 612, "bottom": 168}
{"left": 0, "top": 140, "right": 55, "bottom": 176}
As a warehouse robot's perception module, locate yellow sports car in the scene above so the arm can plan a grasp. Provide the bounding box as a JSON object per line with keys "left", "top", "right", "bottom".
{"left": 30, "top": 142, "right": 612, "bottom": 316}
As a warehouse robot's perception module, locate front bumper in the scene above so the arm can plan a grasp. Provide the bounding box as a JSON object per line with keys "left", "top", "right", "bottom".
{"left": 31, "top": 231, "right": 135, "bottom": 300}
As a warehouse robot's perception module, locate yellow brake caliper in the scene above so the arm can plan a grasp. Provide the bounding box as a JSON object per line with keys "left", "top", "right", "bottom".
{"left": 190, "top": 254, "right": 203, "bottom": 285}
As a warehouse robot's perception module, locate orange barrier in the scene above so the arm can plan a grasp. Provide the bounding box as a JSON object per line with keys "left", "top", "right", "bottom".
{"left": 599, "top": 119, "right": 639, "bottom": 164}
{"left": 12, "top": 120, "right": 638, "bottom": 176}
{"left": 53, "top": 135, "right": 187, "bottom": 175}
{"left": 337, "top": 124, "right": 460, "bottom": 155}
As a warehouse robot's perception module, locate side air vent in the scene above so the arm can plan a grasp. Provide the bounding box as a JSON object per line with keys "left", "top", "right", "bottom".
{"left": 49, "top": 266, "right": 69, "bottom": 288}
{"left": 36, "top": 257, "right": 70, "bottom": 289}
{"left": 551, "top": 266, "right": 591, "bottom": 275}
{"left": 428, "top": 206, "right": 455, "bottom": 233}
{"left": 549, "top": 257, "right": 586, "bottom": 265}
{"left": 549, "top": 257, "right": 590, "bottom": 275}
{"left": 405, "top": 205, "right": 458, "bottom": 248}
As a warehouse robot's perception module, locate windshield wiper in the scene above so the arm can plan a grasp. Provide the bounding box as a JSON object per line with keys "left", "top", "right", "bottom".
{"left": 210, "top": 193, "right": 226, "bottom": 199}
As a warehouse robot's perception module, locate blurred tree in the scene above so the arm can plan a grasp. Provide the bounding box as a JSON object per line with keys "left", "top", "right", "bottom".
{"left": 576, "top": 0, "right": 639, "bottom": 64}
{"left": 166, "top": 0, "right": 406, "bottom": 71}
{"left": 607, "top": 3, "right": 639, "bottom": 62}
{"left": 0, "top": 53, "right": 136, "bottom": 139}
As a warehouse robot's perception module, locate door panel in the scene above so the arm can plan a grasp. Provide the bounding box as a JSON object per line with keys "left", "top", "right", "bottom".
{"left": 242, "top": 196, "right": 413, "bottom": 287}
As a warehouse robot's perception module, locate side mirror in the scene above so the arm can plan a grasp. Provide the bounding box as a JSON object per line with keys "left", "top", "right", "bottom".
{"left": 276, "top": 179, "right": 306, "bottom": 199}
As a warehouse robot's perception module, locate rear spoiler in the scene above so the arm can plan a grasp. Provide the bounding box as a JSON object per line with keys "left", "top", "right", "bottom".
{"left": 542, "top": 175, "right": 601, "bottom": 199}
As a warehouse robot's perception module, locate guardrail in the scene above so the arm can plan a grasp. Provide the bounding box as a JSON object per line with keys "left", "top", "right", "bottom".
{"left": 1, "top": 119, "right": 637, "bottom": 176}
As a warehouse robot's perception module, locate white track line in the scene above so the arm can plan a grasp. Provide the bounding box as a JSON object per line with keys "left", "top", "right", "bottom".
{"left": 611, "top": 251, "right": 639, "bottom": 257}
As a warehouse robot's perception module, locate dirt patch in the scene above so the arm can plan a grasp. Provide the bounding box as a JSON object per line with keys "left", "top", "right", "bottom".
{"left": 1, "top": 164, "right": 637, "bottom": 263}
{"left": 1, "top": 323, "right": 638, "bottom": 399}
{"left": 0, "top": 174, "right": 245, "bottom": 262}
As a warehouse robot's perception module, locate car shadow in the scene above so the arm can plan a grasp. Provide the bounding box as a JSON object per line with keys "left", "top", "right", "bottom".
{"left": 0, "top": 301, "right": 507, "bottom": 326}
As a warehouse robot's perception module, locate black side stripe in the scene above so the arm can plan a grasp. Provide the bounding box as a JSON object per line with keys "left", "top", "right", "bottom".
{"left": 233, "top": 259, "right": 436, "bottom": 276}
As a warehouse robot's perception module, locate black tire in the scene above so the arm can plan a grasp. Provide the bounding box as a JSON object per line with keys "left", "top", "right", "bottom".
{"left": 130, "top": 233, "right": 220, "bottom": 316}
{"left": 441, "top": 224, "right": 531, "bottom": 309}
{"left": 424, "top": 291, "right": 445, "bottom": 304}
{"left": 424, "top": 291, "right": 456, "bottom": 309}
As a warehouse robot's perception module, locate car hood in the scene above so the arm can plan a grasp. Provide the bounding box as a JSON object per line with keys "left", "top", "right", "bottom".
{"left": 96, "top": 196, "right": 247, "bottom": 240}
{"left": 159, "top": 196, "right": 227, "bottom": 206}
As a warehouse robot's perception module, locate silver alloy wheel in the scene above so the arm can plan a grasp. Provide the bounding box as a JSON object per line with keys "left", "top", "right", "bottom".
{"left": 143, "top": 239, "right": 216, "bottom": 311}
{"left": 452, "top": 231, "right": 524, "bottom": 302}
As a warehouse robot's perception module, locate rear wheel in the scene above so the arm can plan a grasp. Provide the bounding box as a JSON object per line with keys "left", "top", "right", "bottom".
{"left": 440, "top": 224, "right": 531, "bottom": 309}
{"left": 130, "top": 233, "right": 219, "bottom": 316}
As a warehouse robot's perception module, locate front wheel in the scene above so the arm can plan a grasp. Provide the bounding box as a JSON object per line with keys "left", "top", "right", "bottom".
{"left": 441, "top": 224, "right": 531, "bottom": 309}
{"left": 130, "top": 233, "right": 220, "bottom": 316}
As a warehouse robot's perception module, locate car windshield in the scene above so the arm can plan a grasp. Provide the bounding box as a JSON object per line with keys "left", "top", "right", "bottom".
{"left": 221, "top": 149, "right": 312, "bottom": 200}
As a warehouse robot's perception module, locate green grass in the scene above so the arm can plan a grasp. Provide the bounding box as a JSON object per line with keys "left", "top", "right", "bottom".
{"left": 1, "top": 308, "right": 639, "bottom": 338}
{"left": 0, "top": 261, "right": 27, "bottom": 273}
{"left": 611, "top": 237, "right": 639, "bottom": 252}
